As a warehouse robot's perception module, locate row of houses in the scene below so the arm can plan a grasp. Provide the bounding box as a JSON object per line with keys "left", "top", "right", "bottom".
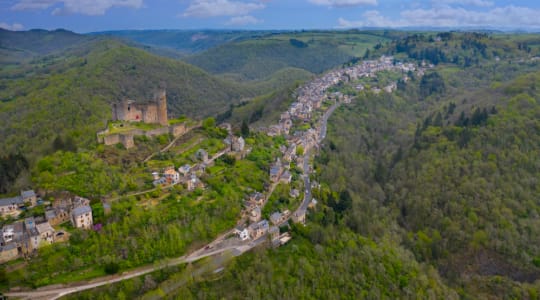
{"left": 0, "top": 195, "right": 93, "bottom": 263}
{"left": 0, "top": 190, "right": 38, "bottom": 218}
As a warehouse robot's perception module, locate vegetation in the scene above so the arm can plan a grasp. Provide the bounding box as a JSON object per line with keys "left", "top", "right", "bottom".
{"left": 71, "top": 31, "right": 540, "bottom": 299}
{"left": 312, "top": 59, "right": 540, "bottom": 297}
{"left": 3, "top": 127, "right": 280, "bottom": 290}
{"left": 185, "top": 31, "right": 389, "bottom": 81}
{"left": 4, "top": 30, "right": 540, "bottom": 299}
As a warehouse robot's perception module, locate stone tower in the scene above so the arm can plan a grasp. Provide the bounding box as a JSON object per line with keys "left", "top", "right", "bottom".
{"left": 156, "top": 90, "right": 168, "bottom": 126}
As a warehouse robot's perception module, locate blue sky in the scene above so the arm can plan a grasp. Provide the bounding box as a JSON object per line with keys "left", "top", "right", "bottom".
{"left": 1, "top": 0, "right": 540, "bottom": 33}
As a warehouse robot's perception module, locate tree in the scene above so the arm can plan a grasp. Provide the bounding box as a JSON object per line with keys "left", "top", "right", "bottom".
{"left": 241, "top": 120, "right": 250, "bottom": 137}
{"left": 202, "top": 117, "right": 216, "bottom": 130}
{"left": 104, "top": 262, "right": 120, "bottom": 274}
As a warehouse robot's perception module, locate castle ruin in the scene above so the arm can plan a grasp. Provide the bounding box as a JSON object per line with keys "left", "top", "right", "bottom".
{"left": 98, "top": 89, "right": 193, "bottom": 149}
{"left": 112, "top": 90, "right": 168, "bottom": 126}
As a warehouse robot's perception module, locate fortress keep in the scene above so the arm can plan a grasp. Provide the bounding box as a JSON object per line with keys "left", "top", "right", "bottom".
{"left": 98, "top": 89, "right": 194, "bottom": 149}
{"left": 112, "top": 90, "right": 168, "bottom": 126}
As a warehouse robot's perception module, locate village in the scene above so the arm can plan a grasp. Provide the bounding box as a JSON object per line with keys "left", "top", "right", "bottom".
{"left": 0, "top": 55, "right": 426, "bottom": 266}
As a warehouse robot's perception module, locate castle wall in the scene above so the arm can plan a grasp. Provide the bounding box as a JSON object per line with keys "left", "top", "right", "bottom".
{"left": 145, "top": 127, "right": 169, "bottom": 137}
{"left": 170, "top": 123, "right": 187, "bottom": 137}
{"left": 142, "top": 104, "right": 158, "bottom": 124}
{"left": 103, "top": 134, "right": 121, "bottom": 146}
{"left": 102, "top": 134, "right": 134, "bottom": 149}
{"left": 112, "top": 90, "right": 168, "bottom": 125}
{"left": 120, "top": 134, "right": 134, "bottom": 149}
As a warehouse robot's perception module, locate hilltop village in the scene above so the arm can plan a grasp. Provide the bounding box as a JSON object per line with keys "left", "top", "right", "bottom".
{"left": 0, "top": 55, "right": 426, "bottom": 267}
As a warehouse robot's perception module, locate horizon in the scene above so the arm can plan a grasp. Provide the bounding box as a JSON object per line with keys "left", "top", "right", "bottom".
{"left": 1, "top": 0, "right": 540, "bottom": 33}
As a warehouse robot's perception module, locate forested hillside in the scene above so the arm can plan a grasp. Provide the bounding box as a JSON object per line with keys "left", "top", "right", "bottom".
{"left": 185, "top": 31, "right": 388, "bottom": 81}
{"left": 92, "top": 30, "right": 273, "bottom": 55}
{"left": 309, "top": 37, "right": 540, "bottom": 297}
{"left": 0, "top": 37, "right": 259, "bottom": 192}
{"left": 0, "top": 28, "right": 96, "bottom": 66}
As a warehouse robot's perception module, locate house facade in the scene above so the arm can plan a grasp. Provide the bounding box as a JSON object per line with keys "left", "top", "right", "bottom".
{"left": 71, "top": 205, "right": 93, "bottom": 230}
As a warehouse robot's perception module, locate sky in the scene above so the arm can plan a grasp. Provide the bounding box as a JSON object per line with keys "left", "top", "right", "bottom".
{"left": 1, "top": 0, "right": 540, "bottom": 33}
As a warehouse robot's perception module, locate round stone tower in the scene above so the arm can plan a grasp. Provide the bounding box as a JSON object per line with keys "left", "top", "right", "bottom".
{"left": 156, "top": 90, "right": 168, "bottom": 126}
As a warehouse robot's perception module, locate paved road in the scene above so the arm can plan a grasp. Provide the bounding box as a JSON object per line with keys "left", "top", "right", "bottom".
{"left": 4, "top": 240, "right": 254, "bottom": 300}
{"left": 291, "top": 101, "right": 339, "bottom": 222}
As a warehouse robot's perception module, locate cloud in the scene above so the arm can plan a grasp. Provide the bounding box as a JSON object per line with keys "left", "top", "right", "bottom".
{"left": 183, "top": 0, "right": 265, "bottom": 18}
{"left": 12, "top": 0, "right": 143, "bottom": 16}
{"left": 226, "top": 15, "right": 261, "bottom": 25}
{"left": 308, "top": 0, "right": 377, "bottom": 7}
{"left": 338, "top": 5, "right": 540, "bottom": 29}
{"left": 0, "top": 22, "right": 25, "bottom": 31}
{"left": 436, "top": 0, "right": 493, "bottom": 7}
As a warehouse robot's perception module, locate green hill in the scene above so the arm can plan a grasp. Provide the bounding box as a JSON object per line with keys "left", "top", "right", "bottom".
{"left": 91, "top": 30, "right": 275, "bottom": 55}
{"left": 0, "top": 28, "right": 97, "bottom": 67}
{"left": 309, "top": 35, "right": 540, "bottom": 297}
{"left": 184, "top": 31, "right": 389, "bottom": 80}
{"left": 0, "top": 39, "right": 251, "bottom": 165}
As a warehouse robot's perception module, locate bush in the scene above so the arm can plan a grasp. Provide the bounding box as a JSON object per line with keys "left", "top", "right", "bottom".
{"left": 104, "top": 262, "right": 120, "bottom": 275}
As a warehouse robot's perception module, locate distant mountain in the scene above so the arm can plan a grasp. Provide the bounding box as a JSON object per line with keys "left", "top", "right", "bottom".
{"left": 184, "top": 31, "right": 389, "bottom": 80}
{"left": 91, "top": 30, "right": 276, "bottom": 55}
{"left": 0, "top": 28, "right": 97, "bottom": 65}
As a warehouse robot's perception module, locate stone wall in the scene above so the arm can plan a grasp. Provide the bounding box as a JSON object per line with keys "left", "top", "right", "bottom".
{"left": 170, "top": 123, "right": 187, "bottom": 137}
{"left": 112, "top": 89, "right": 168, "bottom": 125}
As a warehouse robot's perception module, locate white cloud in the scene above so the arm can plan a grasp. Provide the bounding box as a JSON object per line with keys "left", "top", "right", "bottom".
{"left": 183, "top": 0, "right": 264, "bottom": 18}
{"left": 12, "top": 0, "right": 143, "bottom": 16}
{"left": 338, "top": 5, "right": 540, "bottom": 29}
{"left": 226, "top": 15, "right": 261, "bottom": 25}
{"left": 0, "top": 22, "right": 25, "bottom": 31}
{"left": 436, "top": 0, "right": 494, "bottom": 8}
{"left": 309, "top": 0, "right": 377, "bottom": 7}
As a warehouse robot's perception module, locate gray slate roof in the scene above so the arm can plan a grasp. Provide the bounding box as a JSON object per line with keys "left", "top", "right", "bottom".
{"left": 0, "top": 196, "right": 23, "bottom": 206}
{"left": 21, "top": 190, "right": 36, "bottom": 199}
{"left": 72, "top": 205, "right": 92, "bottom": 217}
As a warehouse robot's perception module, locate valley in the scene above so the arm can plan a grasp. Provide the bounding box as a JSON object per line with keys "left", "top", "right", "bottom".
{"left": 1, "top": 26, "right": 540, "bottom": 300}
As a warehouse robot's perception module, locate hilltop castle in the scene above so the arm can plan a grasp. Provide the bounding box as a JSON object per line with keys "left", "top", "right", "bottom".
{"left": 112, "top": 90, "right": 168, "bottom": 126}
{"left": 98, "top": 89, "right": 193, "bottom": 149}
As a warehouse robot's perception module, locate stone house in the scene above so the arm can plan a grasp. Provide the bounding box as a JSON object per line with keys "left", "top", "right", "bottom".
{"left": 71, "top": 205, "right": 93, "bottom": 230}
{"left": 21, "top": 190, "right": 37, "bottom": 207}
{"left": 163, "top": 167, "right": 180, "bottom": 184}
{"left": 36, "top": 222, "right": 55, "bottom": 245}
{"left": 196, "top": 149, "right": 209, "bottom": 163}
{"left": 235, "top": 226, "right": 250, "bottom": 241}
{"left": 46, "top": 208, "right": 70, "bottom": 226}
{"left": 178, "top": 164, "right": 191, "bottom": 176}
{"left": 0, "top": 243, "right": 18, "bottom": 263}
{"left": 270, "top": 159, "right": 283, "bottom": 183}
{"left": 292, "top": 210, "right": 306, "bottom": 224}
{"left": 249, "top": 206, "right": 262, "bottom": 223}
{"left": 0, "top": 196, "right": 23, "bottom": 217}
{"left": 269, "top": 226, "right": 280, "bottom": 245}
{"left": 270, "top": 212, "right": 283, "bottom": 226}
{"left": 248, "top": 220, "right": 269, "bottom": 240}
{"left": 186, "top": 174, "right": 204, "bottom": 191}
{"left": 248, "top": 192, "right": 265, "bottom": 206}
{"left": 279, "top": 171, "right": 292, "bottom": 184}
